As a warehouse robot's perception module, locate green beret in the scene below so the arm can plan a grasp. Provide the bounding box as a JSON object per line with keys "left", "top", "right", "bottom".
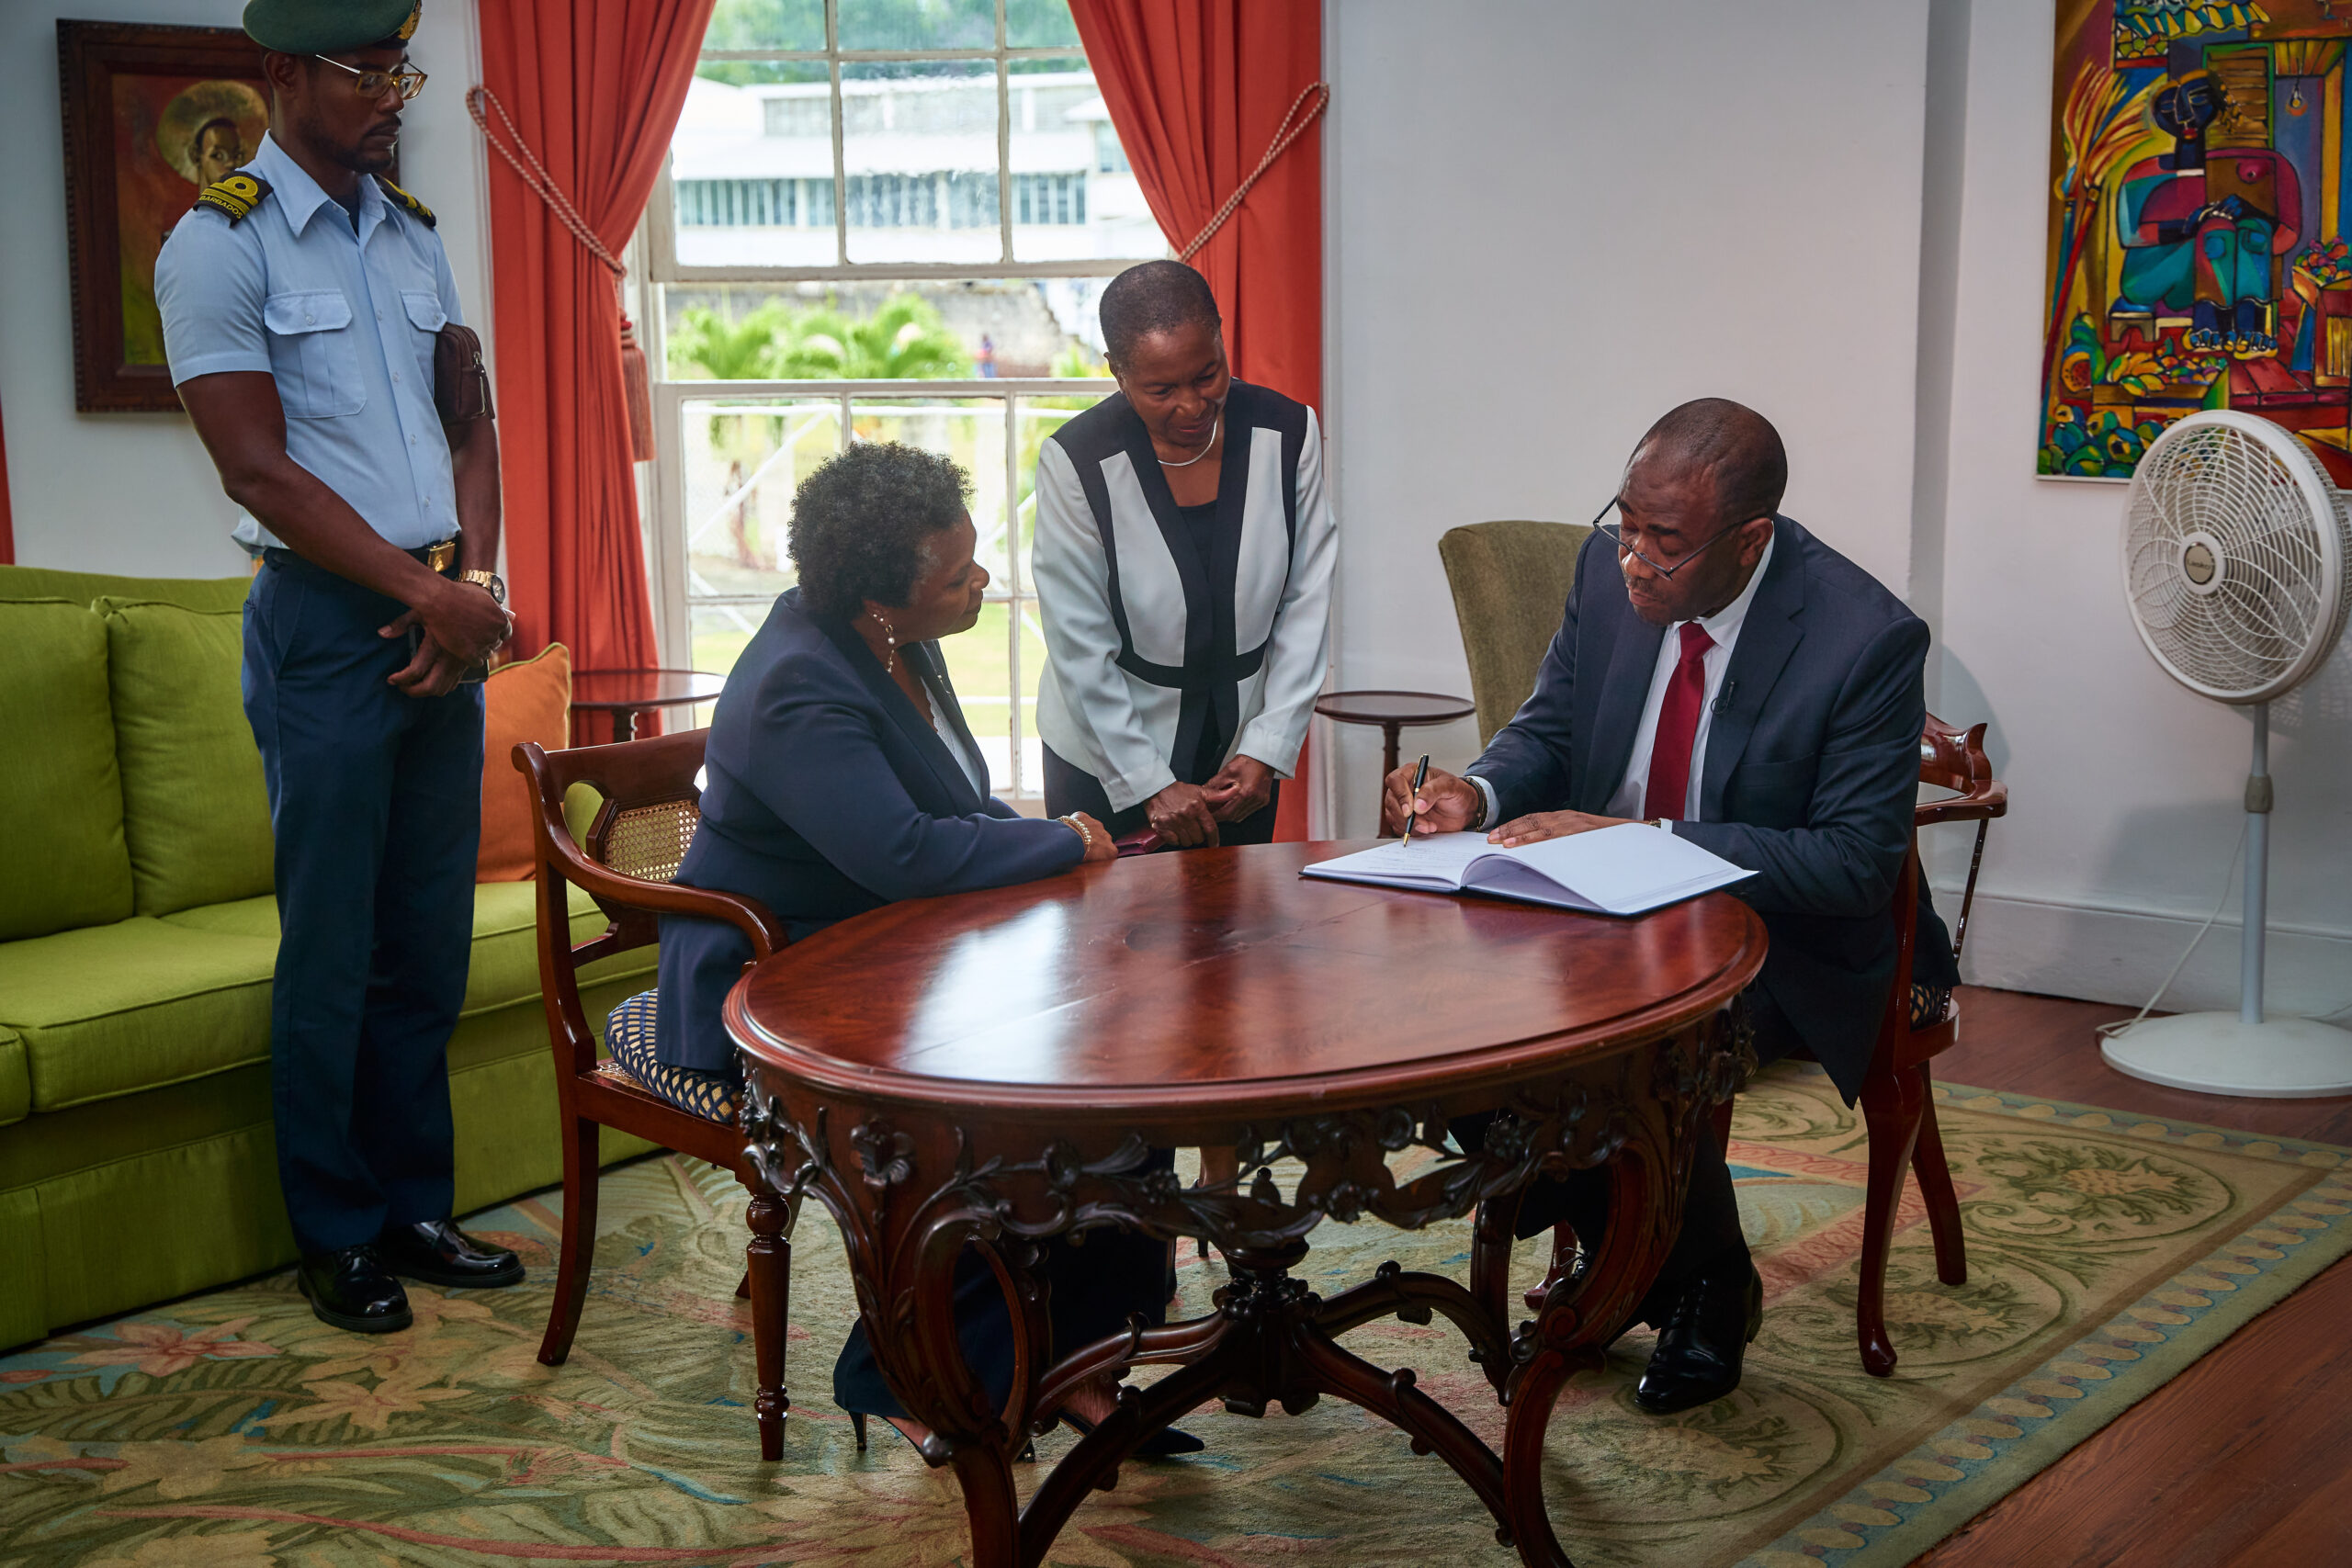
{"left": 243, "top": 0, "right": 422, "bottom": 54}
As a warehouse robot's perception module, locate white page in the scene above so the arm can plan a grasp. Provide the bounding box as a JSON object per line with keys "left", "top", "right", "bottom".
{"left": 1299, "top": 830, "right": 1494, "bottom": 888}
{"left": 1452, "top": 857, "right": 1603, "bottom": 911}
{"left": 1473, "top": 823, "right": 1750, "bottom": 915}
{"left": 1303, "top": 824, "right": 1747, "bottom": 915}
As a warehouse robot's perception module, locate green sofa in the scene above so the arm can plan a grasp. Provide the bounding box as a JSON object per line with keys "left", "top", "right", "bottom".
{"left": 0, "top": 562, "right": 655, "bottom": 1350}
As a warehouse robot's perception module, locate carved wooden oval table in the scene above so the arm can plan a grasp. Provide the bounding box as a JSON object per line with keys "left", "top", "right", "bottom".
{"left": 726, "top": 840, "right": 1765, "bottom": 1568}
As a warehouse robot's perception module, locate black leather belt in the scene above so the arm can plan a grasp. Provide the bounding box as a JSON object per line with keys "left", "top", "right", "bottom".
{"left": 262, "top": 538, "right": 458, "bottom": 575}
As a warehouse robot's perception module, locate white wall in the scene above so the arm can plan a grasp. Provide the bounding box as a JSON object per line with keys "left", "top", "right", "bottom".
{"left": 0, "top": 0, "right": 491, "bottom": 577}
{"left": 1322, "top": 0, "right": 2352, "bottom": 1017}
{"left": 1931, "top": 0, "right": 2352, "bottom": 1015}
{"left": 1322, "top": 0, "right": 1937, "bottom": 827}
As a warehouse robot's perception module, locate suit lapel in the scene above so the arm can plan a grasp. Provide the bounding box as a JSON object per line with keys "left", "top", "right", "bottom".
{"left": 1582, "top": 558, "right": 1664, "bottom": 812}
{"left": 1699, "top": 519, "right": 1806, "bottom": 818}
{"left": 818, "top": 615, "right": 984, "bottom": 810}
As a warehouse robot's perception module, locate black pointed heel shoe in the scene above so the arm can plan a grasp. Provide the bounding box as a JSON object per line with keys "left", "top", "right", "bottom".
{"left": 842, "top": 1408, "right": 1035, "bottom": 1461}
{"left": 1058, "top": 1407, "right": 1205, "bottom": 1458}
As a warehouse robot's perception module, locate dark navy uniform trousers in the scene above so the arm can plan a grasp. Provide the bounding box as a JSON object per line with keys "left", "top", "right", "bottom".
{"left": 243, "top": 554, "right": 482, "bottom": 1255}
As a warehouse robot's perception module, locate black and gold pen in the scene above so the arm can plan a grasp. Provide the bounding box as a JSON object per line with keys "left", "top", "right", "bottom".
{"left": 1408, "top": 754, "right": 1430, "bottom": 846}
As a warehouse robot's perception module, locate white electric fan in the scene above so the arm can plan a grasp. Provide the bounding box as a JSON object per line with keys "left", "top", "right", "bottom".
{"left": 2103, "top": 410, "right": 2352, "bottom": 1097}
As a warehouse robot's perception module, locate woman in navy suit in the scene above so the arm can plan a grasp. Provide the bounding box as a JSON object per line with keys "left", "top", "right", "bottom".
{"left": 608, "top": 443, "right": 1193, "bottom": 1454}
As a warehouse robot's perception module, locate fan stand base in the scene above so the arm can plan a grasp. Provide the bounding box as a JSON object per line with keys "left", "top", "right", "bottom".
{"left": 2102, "top": 1014, "right": 2352, "bottom": 1099}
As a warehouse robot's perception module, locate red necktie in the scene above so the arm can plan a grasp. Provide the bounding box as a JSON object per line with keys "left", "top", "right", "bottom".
{"left": 1644, "top": 622, "right": 1714, "bottom": 821}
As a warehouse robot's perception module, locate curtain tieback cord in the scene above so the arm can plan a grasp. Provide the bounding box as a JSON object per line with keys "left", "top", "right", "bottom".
{"left": 467, "top": 85, "right": 656, "bottom": 461}
{"left": 1178, "top": 82, "right": 1330, "bottom": 263}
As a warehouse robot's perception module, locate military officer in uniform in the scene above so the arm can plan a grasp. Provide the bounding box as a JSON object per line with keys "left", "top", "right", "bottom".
{"left": 157, "top": 0, "right": 521, "bottom": 1335}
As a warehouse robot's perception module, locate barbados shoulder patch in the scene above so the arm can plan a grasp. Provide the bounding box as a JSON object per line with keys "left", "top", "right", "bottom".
{"left": 194, "top": 172, "right": 271, "bottom": 223}
{"left": 375, "top": 176, "right": 436, "bottom": 229}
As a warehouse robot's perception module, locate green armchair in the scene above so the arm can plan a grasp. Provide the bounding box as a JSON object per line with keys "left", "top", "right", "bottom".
{"left": 1435, "top": 519, "right": 1593, "bottom": 747}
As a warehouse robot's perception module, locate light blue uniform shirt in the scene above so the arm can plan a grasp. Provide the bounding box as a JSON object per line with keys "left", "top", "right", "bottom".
{"left": 156, "top": 133, "right": 465, "bottom": 554}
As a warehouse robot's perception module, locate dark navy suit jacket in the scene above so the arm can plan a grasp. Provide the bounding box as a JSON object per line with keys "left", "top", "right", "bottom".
{"left": 655, "top": 589, "right": 1084, "bottom": 1071}
{"left": 1469, "top": 517, "right": 1958, "bottom": 1102}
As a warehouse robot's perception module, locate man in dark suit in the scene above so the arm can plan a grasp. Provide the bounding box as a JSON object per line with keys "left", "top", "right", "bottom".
{"left": 1386, "top": 399, "right": 1956, "bottom": 1414}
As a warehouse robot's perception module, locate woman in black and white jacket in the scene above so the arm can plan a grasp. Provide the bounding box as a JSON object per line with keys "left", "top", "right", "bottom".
{"left": 1033, "top": 262, "right": 1336, "bottom": 847}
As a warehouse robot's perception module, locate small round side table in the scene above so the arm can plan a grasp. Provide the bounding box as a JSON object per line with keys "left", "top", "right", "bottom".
{"left": 571, "top": 668, "right": 729, "bottom": 744}
{"left": 1312, "top": 689, "right": 1477, "bottom": 835}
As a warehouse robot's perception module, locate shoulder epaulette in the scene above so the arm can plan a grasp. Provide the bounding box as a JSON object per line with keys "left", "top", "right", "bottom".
{"left": 194, "top": 172, "right": 271, "bottom": 223}
{"left": 375, "top": 176, "right": 435, "bottom": 228}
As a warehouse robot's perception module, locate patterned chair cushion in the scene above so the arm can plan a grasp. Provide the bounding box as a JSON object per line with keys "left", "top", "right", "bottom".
{"left": 1910, "top": 982, "right": 1952, "bottom": 1032}
{"left": 604, "top": 988, "right": 739, "bottom": 1123}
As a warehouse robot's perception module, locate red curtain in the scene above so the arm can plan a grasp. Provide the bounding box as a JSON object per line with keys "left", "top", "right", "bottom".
{"left": 0, "top": 393, "right": 14, "bottom": 564}
{"left": 477, "top": 0, "right": 716, "bottom": 673}
{"left": 1069, "top": 0, "right": 1326, "bottom": 839}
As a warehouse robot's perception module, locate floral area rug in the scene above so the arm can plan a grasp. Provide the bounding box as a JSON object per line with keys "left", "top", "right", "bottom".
{"left": 5, "top": 1062, "right": 2349, "bottom": 1568}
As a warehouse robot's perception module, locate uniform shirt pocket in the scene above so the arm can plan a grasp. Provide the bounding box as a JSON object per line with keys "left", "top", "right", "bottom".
{"left": 401, "top": 290, "right": 447, "bottom": 393}
{"left": 262, "top": 290, "right": 364, "bottom": 418}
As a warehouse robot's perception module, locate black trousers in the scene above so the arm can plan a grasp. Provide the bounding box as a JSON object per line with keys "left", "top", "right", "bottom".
{"left": 1456, "top": 986, "right": 1801, "bottom": 1317}
{"left": 1042, "top": 744, "right": 1282, "bottom": 846}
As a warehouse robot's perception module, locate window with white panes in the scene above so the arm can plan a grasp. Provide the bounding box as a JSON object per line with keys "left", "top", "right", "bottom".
{"left": 645, "top": 0, "right": 1168, "bottom": 805}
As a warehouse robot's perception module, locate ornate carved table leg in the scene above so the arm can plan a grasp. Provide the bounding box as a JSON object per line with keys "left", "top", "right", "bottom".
{"left": 1021, "top": 1235, "right": 1524, "bottom": 1563}
{"left": 1496, "top": 1136, "right": 1672, "bottom": 1568}
{"left": 1490, "top": 1017, "right": 1736, "bottom": 1568}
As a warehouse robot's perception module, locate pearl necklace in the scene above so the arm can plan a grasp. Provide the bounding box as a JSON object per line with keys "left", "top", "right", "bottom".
{"left": 1157, "top": 414, "right": 1221, "bottom": 468}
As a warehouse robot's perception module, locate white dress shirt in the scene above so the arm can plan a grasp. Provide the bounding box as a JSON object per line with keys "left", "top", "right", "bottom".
{"left": 1469, "top": 529, "right": 1774, "bottom": 833}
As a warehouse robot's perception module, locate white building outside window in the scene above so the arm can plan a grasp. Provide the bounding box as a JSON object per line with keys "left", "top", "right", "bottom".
{"left": 643, "top": 0, "right": 1168, "bottom": 804}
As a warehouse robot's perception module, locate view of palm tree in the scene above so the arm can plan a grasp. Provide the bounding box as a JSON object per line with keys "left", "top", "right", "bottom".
{"left": 669, "top": 292, "right": 974, "bottom": 382}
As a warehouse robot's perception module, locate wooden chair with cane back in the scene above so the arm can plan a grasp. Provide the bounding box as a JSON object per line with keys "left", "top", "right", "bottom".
{"left": 1527, "top": 715, "right": 2007, "bottom": 1377}
{"left": 1836, "top": 713, "right": 2007, "bottom": 1374}
{"left": 513, "top": 730, "right": 797, "bottom": 1460}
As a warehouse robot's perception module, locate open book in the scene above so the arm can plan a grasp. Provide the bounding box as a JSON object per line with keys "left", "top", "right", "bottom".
{"left": 1300, "top": 824, "right": 1752, "bottom": 916}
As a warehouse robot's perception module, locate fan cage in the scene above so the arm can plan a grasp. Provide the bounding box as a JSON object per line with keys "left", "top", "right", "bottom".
{"left": 2122, "top": 412, "right": 2352, "bottom": 704}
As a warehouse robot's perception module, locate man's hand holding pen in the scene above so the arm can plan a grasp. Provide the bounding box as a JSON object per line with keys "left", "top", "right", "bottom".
{"left": 1381, "top": 761, "right": 1480, "bottom": 838}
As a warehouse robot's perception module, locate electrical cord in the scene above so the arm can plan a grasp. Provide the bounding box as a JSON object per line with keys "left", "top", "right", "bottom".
{"left": 2096, "top": 819, "right": 2247, "bottom": 1041}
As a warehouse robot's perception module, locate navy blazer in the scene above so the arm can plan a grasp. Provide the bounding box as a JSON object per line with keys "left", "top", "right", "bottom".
{"left": 1470, "top": 517, "right": 1958, "bottom": 1102}
{"left": 654, "top": 589, "right": 1084, "bottom": 1072}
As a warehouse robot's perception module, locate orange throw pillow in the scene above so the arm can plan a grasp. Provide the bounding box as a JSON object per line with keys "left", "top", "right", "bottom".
{"left": 477, "top": 643, "right": 572, "bottom": 881}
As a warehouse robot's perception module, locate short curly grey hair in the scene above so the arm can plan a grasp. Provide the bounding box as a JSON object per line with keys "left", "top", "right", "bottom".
{"left": 788, "top": 442, "right": 973, "bottom": 619}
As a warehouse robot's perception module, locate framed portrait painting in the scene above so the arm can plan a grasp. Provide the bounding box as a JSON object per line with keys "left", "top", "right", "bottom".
{"left": 58, "top": 20, "right": 270, "bottom": 413}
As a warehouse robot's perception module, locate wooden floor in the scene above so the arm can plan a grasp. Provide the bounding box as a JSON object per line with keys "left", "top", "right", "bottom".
{"left": 1909, "top": 987, "right": 2352, "bottom": 1568}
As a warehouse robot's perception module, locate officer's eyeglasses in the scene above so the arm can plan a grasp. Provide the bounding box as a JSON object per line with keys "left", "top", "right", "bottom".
{"left": 312, "top": 56, "right": 429, "bottom": 102}
{"left": 1590, "top": 496, "right": 1762, "bottom": 580}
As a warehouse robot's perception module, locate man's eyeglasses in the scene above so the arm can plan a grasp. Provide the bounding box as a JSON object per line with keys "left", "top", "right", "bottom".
{"left": 313, "top": 56, "right": 429, "bottom": 102}
{"left": 1590, "top": 496, "right": 1762, "bottom": 580}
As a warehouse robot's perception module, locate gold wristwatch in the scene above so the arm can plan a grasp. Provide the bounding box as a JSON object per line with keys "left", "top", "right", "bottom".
{"left": 462, "top": 569, "right": 506, "bottom": 604}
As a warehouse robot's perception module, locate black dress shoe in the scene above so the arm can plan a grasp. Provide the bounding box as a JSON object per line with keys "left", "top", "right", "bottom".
{"left": 1632, "top": 1262, "right": 1762, "bottom": 1415}
{"left": 298, "top": 1246, "right": 413, "bottom": 1335}
{"left": 377, "top": 1219, "right": 525, "bottom": 1289}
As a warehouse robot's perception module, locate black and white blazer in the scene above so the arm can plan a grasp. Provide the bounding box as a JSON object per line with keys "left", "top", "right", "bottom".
{"left": 1032, "top": 380, "right": 1336, "bottom": 812}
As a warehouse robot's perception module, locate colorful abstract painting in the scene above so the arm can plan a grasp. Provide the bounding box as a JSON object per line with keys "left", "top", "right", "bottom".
{"left": 2042, "top": 2, "right": 2352, "bottom": 481}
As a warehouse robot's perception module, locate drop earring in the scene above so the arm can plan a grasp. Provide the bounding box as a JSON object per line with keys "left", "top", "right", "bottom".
{"left": 870, "top": 609, "right": 899, "bottom": 675}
